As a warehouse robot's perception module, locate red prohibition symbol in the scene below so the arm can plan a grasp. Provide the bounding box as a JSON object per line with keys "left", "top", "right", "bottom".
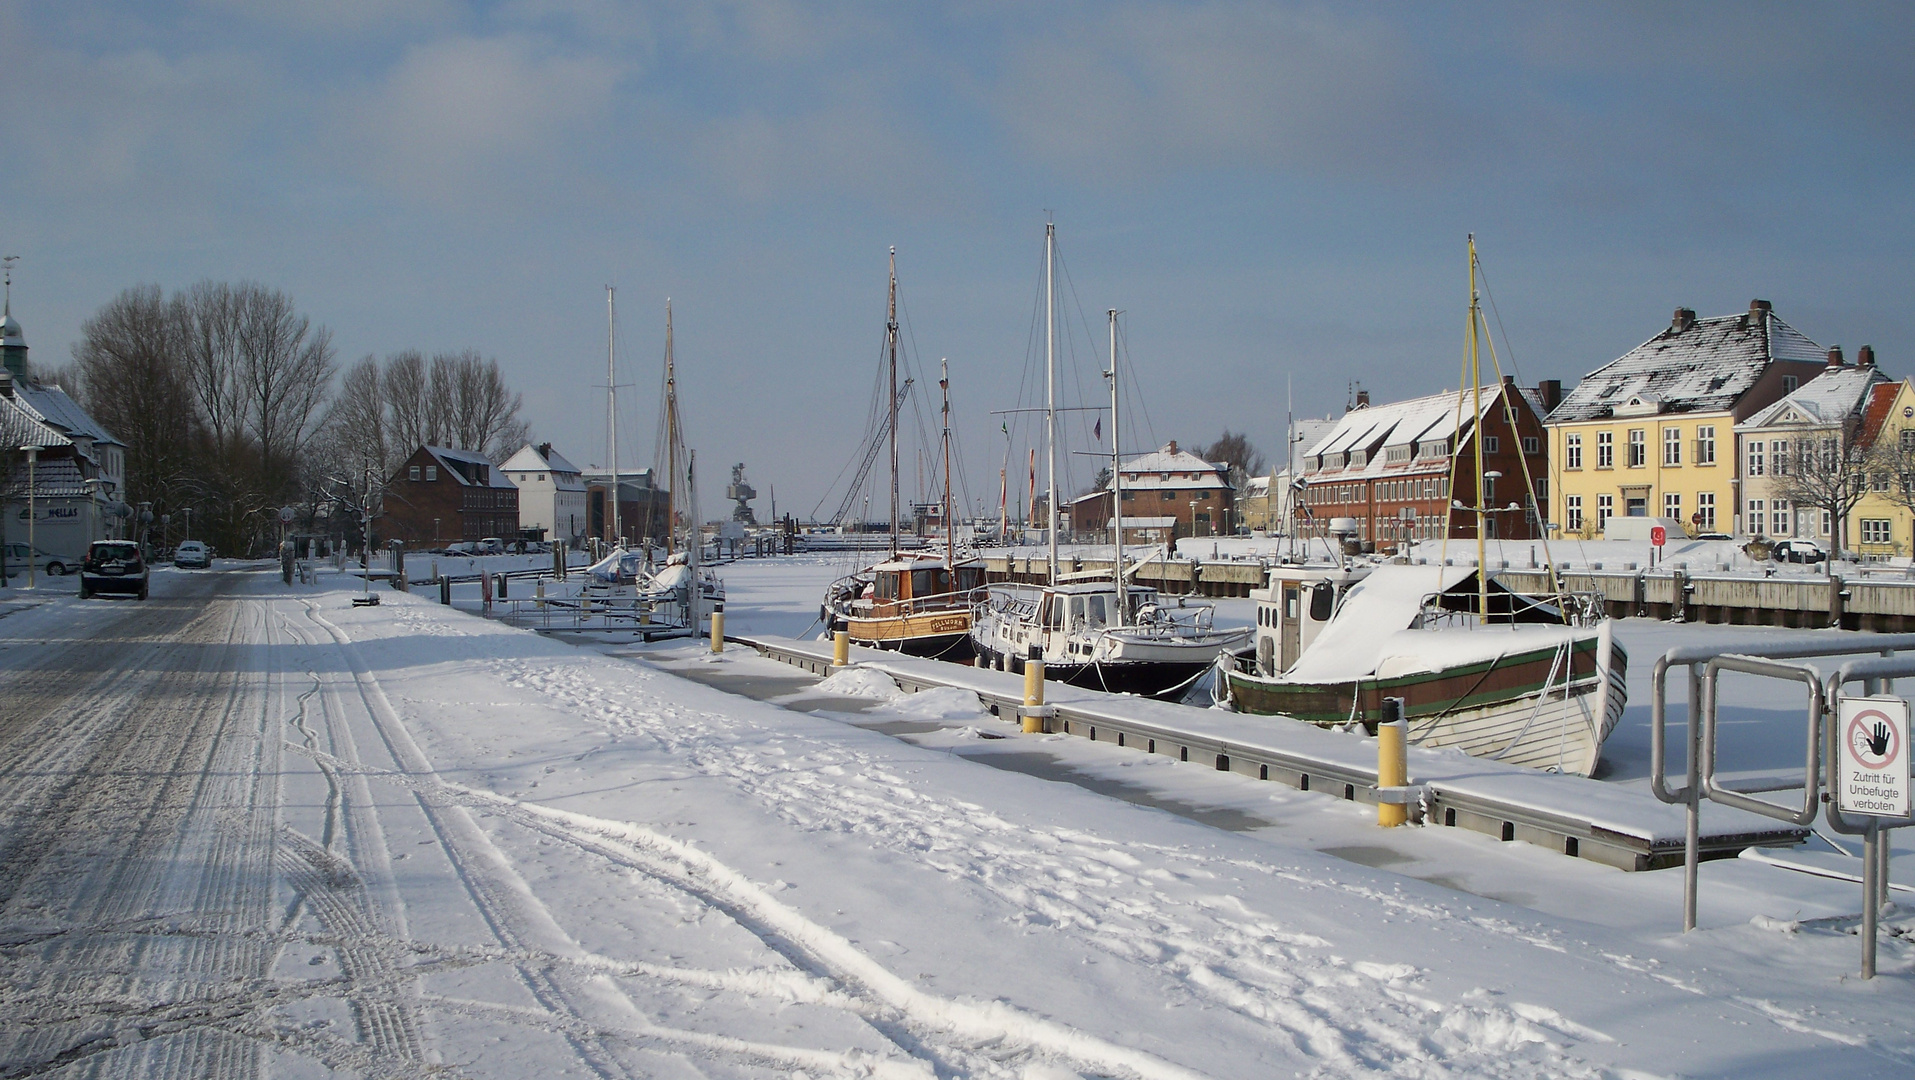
{"left": 1846, "top": 708, "right": 1902, "bottom": 770}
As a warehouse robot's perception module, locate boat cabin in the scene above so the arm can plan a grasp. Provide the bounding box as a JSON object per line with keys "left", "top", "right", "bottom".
{"left": 1248, "top": 563, "right": 1371, "bottom": 677}
{"left": 866, "top": 554, "right": 985, "bottom": 615}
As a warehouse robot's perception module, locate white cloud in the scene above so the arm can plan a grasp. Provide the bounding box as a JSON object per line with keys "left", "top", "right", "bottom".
{"left": 331, "top": 34, "right": 625, "bottom": 199}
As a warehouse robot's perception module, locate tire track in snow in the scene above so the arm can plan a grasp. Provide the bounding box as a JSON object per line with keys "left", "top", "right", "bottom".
{"left": 501, "top": 653, "right": 1631, "bottom": 1080}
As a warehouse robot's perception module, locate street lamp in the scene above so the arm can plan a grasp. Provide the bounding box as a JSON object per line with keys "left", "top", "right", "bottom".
{"left": 19, "top": 445, "right": 40, "bottom": 589}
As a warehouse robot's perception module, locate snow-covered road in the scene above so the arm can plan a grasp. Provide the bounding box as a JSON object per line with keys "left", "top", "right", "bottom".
{"left": 2, "top": 566, "right": 1911, "bottom": 1078}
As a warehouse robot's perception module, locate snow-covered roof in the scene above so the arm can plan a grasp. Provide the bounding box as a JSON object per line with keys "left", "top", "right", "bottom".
{"left": 423, "top": 445, "right": 517, "bottom": 489}
{"left": 501, "top": 443, "right": 587, "bottom": 489}
{"left": 5, "top": 454, "right": 92, "bottom": 498}
{"left": 1116, "top": 443, "right": 1229, "bottom": 491}
{"left": 1548, "top": 305, "right": 1825, "bottom": 422}
{"left": 1301, "top": 385, "right": 1512, "bottom": 483}
{"left": 1736, "top": 363, "right": 1889, "bottom": 431}
{"left": 10, "top": 379, "right": 123, "bottom": 448}
{"left": 0, "top": 393, "right": 72, "bottom": 451}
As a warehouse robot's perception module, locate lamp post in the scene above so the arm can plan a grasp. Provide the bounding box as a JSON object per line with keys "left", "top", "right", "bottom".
{"left": 19, "top": 445, "right": 40, "bottom": 589}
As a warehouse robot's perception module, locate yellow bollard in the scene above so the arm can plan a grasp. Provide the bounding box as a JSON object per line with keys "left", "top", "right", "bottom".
{"left": 710, "top": 606, "right": 725, "bottom": 654}
{"left": 1022, "top": 648, "right": 1046, "bottom": 733}
{"left": 832, "top": 628, "right": 850, "bottom": 667}
{"left": 1377, "top": 696, "right": 1408, "bottom": 827}
{"left": 535, "top": 577, "right": 546, "bottom": 609}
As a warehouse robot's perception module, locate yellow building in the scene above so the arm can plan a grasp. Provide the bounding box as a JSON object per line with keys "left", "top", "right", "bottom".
{"left": 1547, "top": 301, "right": 1828, "bottom": 540}
{"left": 1849, "top": 372, "right": 1915, "bottom": 558}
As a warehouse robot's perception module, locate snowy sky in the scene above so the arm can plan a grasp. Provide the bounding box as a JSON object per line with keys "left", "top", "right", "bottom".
{"left": 4, "top": 2, "right": 1913, "bottom": 517}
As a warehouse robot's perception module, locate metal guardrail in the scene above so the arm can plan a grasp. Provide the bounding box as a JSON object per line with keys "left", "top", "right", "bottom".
{"left": 1659, "top": 637, "right": 1915, "bottom": 977}
{"left": 488, "top": 596, "right": 700, "bottom": 640}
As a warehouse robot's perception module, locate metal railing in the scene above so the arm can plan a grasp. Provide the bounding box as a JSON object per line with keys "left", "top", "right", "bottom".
{"left": 1655, "top": 632, "right": 1915, "bottom": 977}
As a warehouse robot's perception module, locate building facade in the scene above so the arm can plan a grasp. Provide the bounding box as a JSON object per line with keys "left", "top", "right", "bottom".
{"left": 1297, "top": 378, "right": 1551, "bottom": 546}
{"left": 1733, "top": 347, "right": 1886, "bottom": 547}
{"left": 500, "top": 442, "right": 588, "bottom": 546}
{"left": 1547, "top": 301, "right": 1829, "bottom": 539}
{"left": 380, "top": 446, "right": 520, "bottom": 546}
{"left": 1849, "top": 372, "right": 1915, "bottom": 558}
{"left": 2, "top": 297, "right": 127, "bottom": 566}
{"left": 1073, "top": 441, "right": 1235, "bottom": 542}
{"left": 579, "top": 467, "right": 672, "bottom": 546}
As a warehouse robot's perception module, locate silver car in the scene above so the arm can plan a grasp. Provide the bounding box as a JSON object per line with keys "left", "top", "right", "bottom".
{"left": 3, "top": 541, "right": 71, "bottom": 577}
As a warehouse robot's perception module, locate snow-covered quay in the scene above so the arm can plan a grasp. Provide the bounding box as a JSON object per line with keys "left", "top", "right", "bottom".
{"left": 1, "top": 562, "right": 1912, "bottom": 1078}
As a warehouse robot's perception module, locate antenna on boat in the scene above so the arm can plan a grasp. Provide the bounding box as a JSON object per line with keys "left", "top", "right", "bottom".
{"left": 606, "top": 285, "right": 621, "bottom": 549}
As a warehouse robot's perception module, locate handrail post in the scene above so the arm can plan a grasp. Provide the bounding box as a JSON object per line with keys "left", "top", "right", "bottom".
{"left": 1685, "top": 665, "right": 1703, "bottom": 931}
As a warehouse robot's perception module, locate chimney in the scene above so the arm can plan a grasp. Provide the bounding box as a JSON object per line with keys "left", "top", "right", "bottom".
{"left": 1826, "top": 345, "right": 1845, "bottom": 367}
{"left": 1167, "top": 440, "right": 1178, "bottom": 456}
{"left": 1356, "top": 389, "right": 1371, "bottom": 408}
{"left": 1859, "top": 344, "right": 1876, "bottom": 369}
{"left": 1538, "top": 379, "right": 1563, "bottom": 412}
{"left": 537, "top": 441, "right": 553, "bottom": 459}
{"left": 1672, "top": 307, "right": 1697, "bottom": 332}
{"left": 1750, "top": 298, "right": 1772, "bottom": 316}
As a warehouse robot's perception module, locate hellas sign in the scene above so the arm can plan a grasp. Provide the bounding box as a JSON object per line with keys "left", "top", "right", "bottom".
{"left": 1836, "top": 695, "right": 1911, "bottom": 818}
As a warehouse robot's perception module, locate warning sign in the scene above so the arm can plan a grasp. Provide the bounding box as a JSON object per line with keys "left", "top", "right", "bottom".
{"left": 1836, "top": 695, "right": 1911, "bottom": 817}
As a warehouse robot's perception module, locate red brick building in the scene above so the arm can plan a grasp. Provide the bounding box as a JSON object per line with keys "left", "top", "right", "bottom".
{"left": 380, "top": 446, "right": 519, "bottom": 546}
{"left": 1298, "top": 378, "right": 1555, "bottom": 546}
{"left": 1069, "top": 441, "right": 1235, "bottom": 541}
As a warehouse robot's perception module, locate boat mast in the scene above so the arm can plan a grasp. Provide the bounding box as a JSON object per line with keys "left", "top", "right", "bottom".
{"left": 607, "top": 286, "right": 621, "bottom": 549}
{"left": 940, "top": 358, "right": 954, "bottom": 571}
{"left": 1469, "top": 236, "right": 1488, "bottom": 621}
{"left": 888, "top": 248, "right": 900, "bottom": 559}
{"left": 1045, "top": 221, "right": 1059, "bottom": 582}
{"left": 1107, "top": 308, "right": 1125, "bottom": 625}
{"left": 665, "top": 298, "right": 677, "bottom": 556}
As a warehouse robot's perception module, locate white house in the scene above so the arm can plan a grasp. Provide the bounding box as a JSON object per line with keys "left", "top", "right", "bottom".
{"left": 501, "top": 442, "right": 588, "bottom": 545}
{"left": 3, "top": 297, "right": 126, "bottom": 567}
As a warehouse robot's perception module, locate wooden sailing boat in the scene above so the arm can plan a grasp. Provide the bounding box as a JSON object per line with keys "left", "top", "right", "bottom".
{"left": 822, "top": 250, "right": 986, "bottom": 659}
{"left": 1223, "top": 238, "right": 1626, "bottom": 775}
{"left": 968, "top": 226, "right": 1250, "bottom": 697}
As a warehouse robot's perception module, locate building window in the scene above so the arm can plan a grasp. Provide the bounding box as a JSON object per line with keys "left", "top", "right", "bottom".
{"left": 1663, "top": 427, "right": 1682, "bottom": 466}
{"left": 1566, "top": 495, "right": 1583, "bottom": 531}
{"left": 1628, "top": 429, "right": 1646, "bottom": 467}
{"left": 1748, "top": 499, "right": 1764, "bottom": 534}
{"left": 1597, "top": 431, "right": 1614, "bottom": 468}
{"left": 1821, "top": 510, "right": 1832, "bottom": 537}
{"left": 1565, "top": 434, "right": 1582, "bottom": 469}
{"left": 1784, "top": 375, "right": 1799, "bottom": 393}
{"left": 1534, "top": 477, "right": 1548, "bottom": 501}
{"left": 409, "top": 465, "right": 421, "bottom": 481}
{"left": 1484, "top": 435, "right": 1500, "bottom": 454}
{"left": 1664, "top": 492, "right": 1682, "bottom": 519}
{"left": 1902, "top": 429, "right": 1915, "bottom": 454}
{"left": 1694, "top": 425, "right": 1715, "bottom": 465}
{"left": 1697, "top": 492, "right": 1716, "bottom": 530}
{"left": 426, "top": 465, "right": 438, "bottom": 482}
{"left": 1523, "top": 435, "right": 1540, "bottom": 455}
{"left": 1747, "top": 440, "right": 1765, "bottom": 476}
{"left": 1597, "top": 494, "right": 1614, "bottom": 530}
{"left": 1772, "top": 498, "right": 1791, "bottom": 536}
{"left": 1771, "top": 439, "right": 1789, "bottom": 475}
{"left": 1863, "top": 519, "right": 1893, "bottom": 545}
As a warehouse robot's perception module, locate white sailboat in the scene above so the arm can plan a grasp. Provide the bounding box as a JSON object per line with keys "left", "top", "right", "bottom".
{"left": 969, "top": 225, "right": 1250, "bottom": 697}
{"left": 582, "top": 291, "right": 722, "bottom": 635}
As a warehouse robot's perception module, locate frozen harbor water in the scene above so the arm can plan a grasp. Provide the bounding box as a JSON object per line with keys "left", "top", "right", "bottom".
{"left": 0, "top": 557, "right": 1911, "bottom": 1078}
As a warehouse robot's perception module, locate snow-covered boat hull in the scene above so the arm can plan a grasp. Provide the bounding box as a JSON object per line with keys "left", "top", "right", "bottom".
{"left": 1226, "top": 622, "right": 1627, "bottom": 776}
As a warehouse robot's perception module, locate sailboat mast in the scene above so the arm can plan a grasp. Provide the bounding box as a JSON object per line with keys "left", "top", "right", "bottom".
{"left": 1108, "top": 308, "right": 1125, "bottom": 625}
{"left": 940, "top": 359, "right": 953, "bottom": 570}
{"left": 607, "top": 286, "right": 621, "bottom": 548}
{"left": 1045, "top": 221, "right": 1059, "bottom": 581}
{"left": 665, "top": 299, "right": 677, "bottom": 556}
{"left": 888, "top": 248, "right": 900, "bottom": 559}
{"left": 1469, "top": 236, "right": 1488, "bottom": 620}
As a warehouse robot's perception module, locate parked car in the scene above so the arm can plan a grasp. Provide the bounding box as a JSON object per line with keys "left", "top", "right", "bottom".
{"left": 444, "top": 541, "right": 477, "bottom": 555}
{"left": 1771, "top": 538, "right": 1827, "bottom": 564}
{"left": 174, "top": 540, "right": 211, "bottom": 569}
{"left": 476, "top": 537, "right": 505, "bottom": 556}
{"left": 1693, "top": 532, "right": 1733, "bottom": 542}
{"left": 79, "top": 540, "right": 149, "bottom": 600}
{"left": 2, "top": 541, "right": 72, "bottom": 576}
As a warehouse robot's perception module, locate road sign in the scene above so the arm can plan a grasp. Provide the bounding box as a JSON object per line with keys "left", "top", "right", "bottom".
{"left": 1836, "top": 695, "right": 1911, "bottom": 817}
{"left": 1650, "top": 525, "right": 1666, "bottom": 547}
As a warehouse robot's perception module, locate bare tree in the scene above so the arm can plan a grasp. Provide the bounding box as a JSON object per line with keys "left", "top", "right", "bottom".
{"left": 1201, "top": 430, "right": 1267, "bottom": 493}
{"left": 67, "top": 284, "right": 202, "bottom": 510}
{"left": 179, "top": 281, "right": 248, "bottom": 458}
{"left": 234, "top": 282, "right": 335, "bottom": 487}
{"left": 1773, "top": 421, "right": 1872, "bottom": 554}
